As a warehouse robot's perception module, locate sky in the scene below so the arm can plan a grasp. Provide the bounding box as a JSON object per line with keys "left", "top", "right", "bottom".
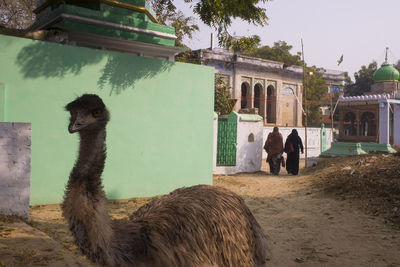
{"left": 176, "top": 0, "right": 400, "bottom": 80}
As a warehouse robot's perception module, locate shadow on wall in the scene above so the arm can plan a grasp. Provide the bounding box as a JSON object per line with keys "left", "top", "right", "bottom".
{"left": 15, "top": 41, "right": 173, "bottom": 95}
{"left": 97, "top": 53, "right": 172, "bottom": 95}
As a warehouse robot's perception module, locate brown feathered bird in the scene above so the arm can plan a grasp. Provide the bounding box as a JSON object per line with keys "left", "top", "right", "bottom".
{"left": 62, "top": 94, "right": 269, "bottom": 266}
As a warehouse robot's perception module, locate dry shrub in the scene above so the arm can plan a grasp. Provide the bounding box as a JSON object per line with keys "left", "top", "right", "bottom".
{"left": 310, "top": 154, "right": 400, "bottom": 228}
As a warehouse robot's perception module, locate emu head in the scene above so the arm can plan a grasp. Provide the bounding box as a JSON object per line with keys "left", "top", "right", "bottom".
{"left": 65, "top": 94, "right": 109, "bottom": 134}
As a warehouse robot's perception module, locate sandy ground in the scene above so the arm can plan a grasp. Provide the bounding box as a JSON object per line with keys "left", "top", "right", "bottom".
{"left": 1, "top": 159, "right": 400, "bottom": 266}
{"left": 215, "top": 161, "right": 400, "bottom": 267}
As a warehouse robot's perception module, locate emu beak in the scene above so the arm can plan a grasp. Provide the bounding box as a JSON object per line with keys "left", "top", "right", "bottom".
{"left": 68, "top": 123, "right": 81, "bottom": 133}
{"left": 68, "top": 117, "right": 88, "bottom": 133}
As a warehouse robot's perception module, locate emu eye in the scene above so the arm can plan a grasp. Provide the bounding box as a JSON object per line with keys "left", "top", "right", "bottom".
{"left": 92, "top": 109, "right": 102, "bottom": 118}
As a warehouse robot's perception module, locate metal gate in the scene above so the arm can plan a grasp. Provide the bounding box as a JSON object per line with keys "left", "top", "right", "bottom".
{"left": 217, "top": 113, "right": 237, "bottom": 166}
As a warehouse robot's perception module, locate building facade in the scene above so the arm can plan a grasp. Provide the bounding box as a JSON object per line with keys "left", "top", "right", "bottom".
{"left": 338, "top": 59, "right": 400, "bottom": 145}
{"left": 193, "top": 48, "right": 345, "bottom": 127}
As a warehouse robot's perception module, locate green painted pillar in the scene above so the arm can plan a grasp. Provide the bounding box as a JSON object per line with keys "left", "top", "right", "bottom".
{"left": 0, "top": 83, "right": 5, "bottom": 121}
{"left": 321, "top": 123, "right": 327, "bottom": 153}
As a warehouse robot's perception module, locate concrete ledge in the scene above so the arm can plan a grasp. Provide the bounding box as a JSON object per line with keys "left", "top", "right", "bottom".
{"left": 321, "top": 142, "right": 397, "bottom": 157}
{"left": 360, "top": 142, "right": 397, "bottom": 153}
{"left": 320, "top": 142, "right": 367, "bottom": 157}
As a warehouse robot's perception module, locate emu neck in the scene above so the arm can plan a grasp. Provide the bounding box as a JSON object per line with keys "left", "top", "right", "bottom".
{"left": 70, "top": 129, "right": 106, "bottom": 187}
{"left": 63, "top": 127, "right": 115, "bottom": 265}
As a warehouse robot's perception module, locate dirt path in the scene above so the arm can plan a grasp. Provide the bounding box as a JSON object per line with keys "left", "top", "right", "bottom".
{"left": 215, "top": 162, "right": 400, "bottom": 267}
{"left": 0, "top": 216, "right": 93, "bottom": 266}
{"left": 1, "top": 161, "right": 400, "bottom": 266}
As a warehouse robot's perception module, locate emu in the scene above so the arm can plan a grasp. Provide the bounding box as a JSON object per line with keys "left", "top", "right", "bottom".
{"left": 62, "top": 94, "right": 268, "bottom": 266}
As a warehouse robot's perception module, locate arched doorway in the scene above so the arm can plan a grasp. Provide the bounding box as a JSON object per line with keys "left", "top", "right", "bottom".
{"left": 359, "top": 112, "right": 376, "bottom": 136}
{"left": 241, "top": 82, "right": 250, "bottom": 109}
{"left": 344, "top": 112, "right": 357, "bottom": 136}
{"left": 253, "top": 83, "right": 264, "bottom": 117}
{"left": 266, "top": 85, "right": 276, "bottom": 123}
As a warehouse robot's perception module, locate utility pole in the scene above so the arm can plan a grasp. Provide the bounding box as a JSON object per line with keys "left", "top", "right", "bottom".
{"left": 330, "top": 89, "right": 334, "bottom": 141}
{"left": 301, "top": 38, "right": 308, "bottom": 168}
{"left": 329, "top": 82, "right": 334, "bottom": 141}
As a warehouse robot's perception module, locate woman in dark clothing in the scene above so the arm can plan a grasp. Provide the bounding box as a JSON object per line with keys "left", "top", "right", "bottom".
{"left": 284, "top": 129, "right": 304, "bottom": 175}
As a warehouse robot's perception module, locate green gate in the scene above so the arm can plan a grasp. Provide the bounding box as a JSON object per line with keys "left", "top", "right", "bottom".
{"left": 217, "top": 112, "right": 237, "bottom": 166}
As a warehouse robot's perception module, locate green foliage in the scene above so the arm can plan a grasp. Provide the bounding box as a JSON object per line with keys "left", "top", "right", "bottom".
{"left": 150, "top": 0, "right": 176, "bottom": 24}
{"left": 187, "top": 0, "right": 269, "bottom": 31}
{"left": 151, "top": 0, "right": 269, "bottom": 49}
{"left": 175, "top": 49, "right": 201, "bottom": 64}
{"left": 304, "top": 66, "right": 328, "bottom": 124}
{"left": 170, "top": 12, "right": 199, "bottom": 47}
{"left": 151, "top": 0, "right": 199, "bottom": 47}
{"left": 393, "top": 60, "right": 400, "bottom": 73}
{"left": 243, "top": 41, "right": 302, "bottom": 67}
{"left": 222, "top": 34, "right": 261, "bottom": 53}
{"left": 344, "top": 61, "right": 377, "bottom": 96}
{"left": 343, "top": 71, "right": 353, "bottom": 87}
{"left": 214, "top": 76, "right": 234, "bottom": 115}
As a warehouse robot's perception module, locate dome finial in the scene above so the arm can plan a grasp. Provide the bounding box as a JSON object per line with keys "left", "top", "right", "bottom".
{"left": 385, "top": 47, "right": 389, "bottom": 63}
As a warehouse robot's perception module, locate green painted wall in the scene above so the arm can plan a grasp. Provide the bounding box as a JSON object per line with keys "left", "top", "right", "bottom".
{"left": 0, "top": 83, "right": 5, "bottom": 121}
{"left": 0, "top": 34, "right": 214, "bottom": 205}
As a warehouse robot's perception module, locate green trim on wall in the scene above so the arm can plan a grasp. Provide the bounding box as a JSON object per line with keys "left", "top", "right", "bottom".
{"left": 237, "top": 113, "right": 263, "bottom": 122}
{"left": 62, "top": 5, "right": 175, "bottom": 34}
{"left": 0, "top": 34, "right": 214, "bottom": 205}
{"left": 57, "top": 19, "right": 175, "bottom": 47}
{"left": 33, "top": 3, "right": 176, "bottom": 47}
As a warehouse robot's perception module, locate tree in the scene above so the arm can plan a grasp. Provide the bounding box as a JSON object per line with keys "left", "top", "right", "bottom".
{"left": 170, "top": 11, "right": 199, "bottom": 48}
{"left": 243, "top": 41, "right": 302, "bottom": 67}
{"left": 222, "top": 34, "right": 261, "bottom": 53}
{"left": 0, "top": 0, "right": 36, "bottom": 29}
{"left": 151, "top": 0, "right": 269, "bottom": 48}
{"left": 344, "top": 61, "right": 377, "bottom": 96}
{"left": 214, "top": 76, "right": 234, "bottom": 115}
{"left": 394, "top": 60, "right": 400, "bottom": 73}
{"left": 304, "top": 66, "right": 328, "bottom": 124}
{"left": 150, "top": 0, "right": 199, "bottom": 48}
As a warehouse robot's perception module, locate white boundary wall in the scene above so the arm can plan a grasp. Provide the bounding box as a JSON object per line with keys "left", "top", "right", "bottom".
{"left": 262, "top": 126, "right": 332, "bottom": 159}
{"left": 214, "top": 118, "right": 263, "bottom": 175}
{"left": 0, "top": 122, "right": 31, "bottom": 218}
{"left": 212, "top": 114, "right": 332, "bottom": 174}
{"left": 212, "top": 114, "right": 218, "bottom": 173}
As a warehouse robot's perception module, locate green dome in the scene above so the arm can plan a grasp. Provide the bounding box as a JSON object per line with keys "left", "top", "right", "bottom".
{"left": 373, "top": 62, "right": 399, "bottom": 82}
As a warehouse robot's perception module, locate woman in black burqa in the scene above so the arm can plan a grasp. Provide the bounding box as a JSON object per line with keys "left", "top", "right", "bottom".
{"left": 284, "top": 129, "right": 304, "bottom": 175}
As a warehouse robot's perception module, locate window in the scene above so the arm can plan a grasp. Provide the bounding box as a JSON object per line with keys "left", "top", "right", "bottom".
{"left": 359, "top": 112, "right": 376, "bottom": 136}
{"left": 241, "top": 82, "right": 250, "bottom": 109}
{"left": 248, "top": 133, "right": 255, "bottom": 142}
{"left": 343, "top": 112, "right": 357, "bottom": 136}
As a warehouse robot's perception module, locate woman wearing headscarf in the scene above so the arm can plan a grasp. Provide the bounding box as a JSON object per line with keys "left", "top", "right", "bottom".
{"left": 284, "top": 129, "right": 304, "bottom": 175}
{"left": 264, "top": 127, "right": 284, "bottom": 175}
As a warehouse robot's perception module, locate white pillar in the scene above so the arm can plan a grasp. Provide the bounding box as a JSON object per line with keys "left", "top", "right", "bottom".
{"left": 394, "top": 104, "right": 400, "bottom": 145}
{"left": 249, "top": 77, "right": 254, "bottom": 108}
{"left": 379, "top": 101, "right": 390, "bottom": 144}
{"left": 297, "top": 83, "right": 303, "bottom": 127}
